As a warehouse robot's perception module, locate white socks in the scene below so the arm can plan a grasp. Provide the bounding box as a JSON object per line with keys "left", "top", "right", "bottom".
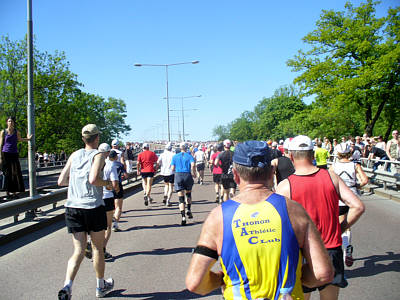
{"left": 64, "top": 279, "right": 73, "bottom": 291}
{"left": 97, "top": 278, "right": 104, "bottom": 289}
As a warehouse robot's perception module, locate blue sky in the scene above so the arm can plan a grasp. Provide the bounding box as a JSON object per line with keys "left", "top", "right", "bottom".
{"left": 1, "top": 0, "right": 397, "bottom": 142}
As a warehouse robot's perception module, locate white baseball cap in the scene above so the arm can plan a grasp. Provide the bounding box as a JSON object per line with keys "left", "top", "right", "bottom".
{"left": 337, "top": 143, "right": 351, "bottom": 154}
{"left": 98, "top": 143, "right": 111, "bottom": 153}
{"left": 283, "top": 138, "right": 292, "bottom": 150}
{"left": 288, "top": 135, "right": 313, "bottom": 151}
{"left": 142, "top": 143, "right": 149, "bottom": 149}
{"left": 223, "top": 139, "right": 231, "bottom": 147}
{"left": 111, "top": 139, "right": 118, "bottom": 146}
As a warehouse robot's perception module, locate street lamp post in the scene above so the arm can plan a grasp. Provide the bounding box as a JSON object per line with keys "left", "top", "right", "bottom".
{"left": 134, "top": 61, "right": 199, "bottom": 142}
{"left": 168, "top": 95, "right": 201, "bottom": 141}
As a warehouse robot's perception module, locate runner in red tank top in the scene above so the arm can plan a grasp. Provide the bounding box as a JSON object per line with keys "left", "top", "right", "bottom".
{"left": 276, "top": 135, "right": 365, "bottom": 300}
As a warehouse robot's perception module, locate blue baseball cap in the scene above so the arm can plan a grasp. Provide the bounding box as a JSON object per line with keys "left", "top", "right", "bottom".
{"left": 233, "top": 141, "right": 271, "bottom": 168}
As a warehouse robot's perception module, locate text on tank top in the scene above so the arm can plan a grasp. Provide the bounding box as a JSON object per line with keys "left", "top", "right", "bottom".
{"left": 220, "top": 194, "right": 304, "bottom": 300}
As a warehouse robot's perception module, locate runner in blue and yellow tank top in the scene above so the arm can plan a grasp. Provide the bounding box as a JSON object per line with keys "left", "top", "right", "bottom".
{"left": 221, "top": 193, "right": 303, "bottom": 300}
{"left": 186, "top": 141, "right": 333, "bottom": 300}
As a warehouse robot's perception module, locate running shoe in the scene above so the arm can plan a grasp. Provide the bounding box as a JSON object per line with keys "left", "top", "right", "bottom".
{"left": 96, "top": 278, "right": 114, "bottom": 298}
{"left": 112, "top": 222, "right": 120, "bottom": 232}
{"left": 345, "top": 245, "right": 354, "bottom": 267}
{"left": 85, "top": 242, "right": 92, "bottom": 259}
{"left": 215, "top": 195, "right": 219, "bottom": 203}
{"left": 104, "top": 249, "right": 113, "bottom": 260}
{"left": 144, "top": 195, "right": 148, "bottom": 206}
{"left": 166, "top": 199, "right": 171, "bottom": 207}
{"left": 58, "top": 286, "right": 71, "bottom": 300}
{"left": 163, "top": 195, "right": 167, "bottom": 204}
{"left": 181, "top": 217, "right": 187, "bottom": 226}
{"left": 149, "top": 197, "right": 154, "bottom": 203}
{"left": 187, "top": 211, "right": 193, "bottom": 219}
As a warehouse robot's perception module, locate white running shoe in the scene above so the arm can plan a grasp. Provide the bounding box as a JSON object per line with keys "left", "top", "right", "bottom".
{"left": 96, "top": 278, "right": 114, "bottom": 298}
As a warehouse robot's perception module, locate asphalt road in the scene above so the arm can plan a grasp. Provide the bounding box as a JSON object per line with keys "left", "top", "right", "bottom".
{"left": 1, "top": 171, "right": 399, "bottom": 299}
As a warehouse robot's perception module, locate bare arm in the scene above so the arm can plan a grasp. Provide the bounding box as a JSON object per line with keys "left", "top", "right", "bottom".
{"left": 89, "top": 153, "right": 111, "bottom": 188}
{"left": 112, "top": 180, "right": 120, "bottom": 193}
{"left": 17, "top": 131, "right": 32, "bottom": 142}
{"left": 186, "top": 207, "right": 224, "bottom": 295}
{"left": 330, "top": 170, "right": 365, "bottom": 231}
{"left": 191, "top": 161, "right": 196, "bottom": 178}
{"left": 58, "top": 156, "right": 73, "bottom": 186}
{"left": 355, "top": 164, "right": 368, "bottom": 187}
{"left": 386, "top": 141, "right": 393, "bottom": 160}
{"left": 275, "top": 178, "right": 291, "bottom": 199}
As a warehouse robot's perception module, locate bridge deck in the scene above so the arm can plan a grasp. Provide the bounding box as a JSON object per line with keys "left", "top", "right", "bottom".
{"left": 1, "top": 171, "right": 399, "bottom": 299}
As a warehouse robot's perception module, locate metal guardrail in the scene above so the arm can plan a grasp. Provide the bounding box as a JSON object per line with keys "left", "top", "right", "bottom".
{"left": 0, "top": 148, "right": 149, "bottom": 223}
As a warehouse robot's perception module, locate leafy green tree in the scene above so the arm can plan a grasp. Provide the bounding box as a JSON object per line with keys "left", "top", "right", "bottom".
{"left": 0, "top": 35, "right": 131, "bottom": 156}
{"left": 253, "top": 85, "right": 305, "bottom": 140}
{"left": 212, "top": 124, "right": 230, "bottom": 141}
{"left": 287, "top": 1, "right": 400, "bottom": 137}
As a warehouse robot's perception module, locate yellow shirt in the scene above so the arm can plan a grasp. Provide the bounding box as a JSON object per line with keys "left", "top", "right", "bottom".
{"left": 220, "top": 194, "right": 304, "bottom": 300}
{"left": 315, "top": 147, "right": 330, "bottom": 166}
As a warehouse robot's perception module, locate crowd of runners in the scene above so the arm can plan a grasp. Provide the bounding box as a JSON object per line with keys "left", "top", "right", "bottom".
{"left": 57, "top": 123, "right": 399, "bottom": 300}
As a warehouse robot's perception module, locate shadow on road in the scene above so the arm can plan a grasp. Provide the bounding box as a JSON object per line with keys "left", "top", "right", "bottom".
{"left": 0, "top": 219, "right": 65, "bottom": 256}
{"left": 123, "top": 221, "right": 203, "bottom": 232}
{"left": 113, "top": 246, "right": 194, "bottom": 260}
{"left": 106, "top": 288, "right": 222, "bottom": 299}
{"left": 346, "top": 251, "right": 400, "bottom": 279}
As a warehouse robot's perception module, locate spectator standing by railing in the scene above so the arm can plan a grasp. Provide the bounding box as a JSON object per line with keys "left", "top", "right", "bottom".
{"left": 386, "top": 130, "right": 399, "bottom": 164}
{"left": 368, "top": 140, "right": 391, "bottom": 173}
{"left": 0, "top": 116, "right": 32, "bottom": 199}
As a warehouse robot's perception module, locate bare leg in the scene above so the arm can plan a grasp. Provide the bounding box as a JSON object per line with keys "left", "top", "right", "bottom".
{"left": 104, "top": 210, "right": 114, "bottom": 247}
{"left": 167, "top": 183, "right": 173, "bottom": 199}
{"left": 90, "top": 230, "right": 106, "bottom": 279}
{"left": 303, "top": 293, "right": 311, "bottom": 300}
{"left": 141, "top": 178, "right": 147, "bottom": 196}
{"left": 146, "top": 177, "right": 154, "bottom": 198}
{"left": 178, "top": 191, "right": 185, "bottom": 212}
{"left": 114, "top": 199, "right": 123, "bottom": 222}
{"left": 65, "top": 232, "right": 87, "bottom": 281}
{"left": 319, "top": 285, "right": 339, "bottom": 300}
{"left": 223, "top": 189, "right": 229, "bottom": 202}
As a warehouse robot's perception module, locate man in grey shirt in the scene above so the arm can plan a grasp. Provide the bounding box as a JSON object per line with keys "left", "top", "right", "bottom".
{"left": 57, "top": 124, "right": 114, "bottom": 299}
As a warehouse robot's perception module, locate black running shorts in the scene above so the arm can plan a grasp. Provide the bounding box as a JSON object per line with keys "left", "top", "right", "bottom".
{"left": 302, "top": 246, "right": 348, "bottom": 293}
{"left": 113, "top": 183, "right": 124, "bottom": 199}
{"left": 103, "top": 197, "right": 115, "bottom": 212}
{"left": 174, "top": 172, "right": 194, "bottom": 192}
{"left": 65, "top": 205, "right": 107, "bottom": 233}
{"left": 213, "top": 174, "right": 222, "bottom": 184}
{"left": 141, "top": 172, "right": 154, "bottom": 178}
{"left": 163, "top": 174, "right": 175, "bottom": 183}
{"left": 339, "top": 205, "right": 349, "bottom": 216}
{"left": 196, "top": 163, "right": 205, "bottom": 171}
{"left": 221, "top": 174, "right": 237, "bottom": 190}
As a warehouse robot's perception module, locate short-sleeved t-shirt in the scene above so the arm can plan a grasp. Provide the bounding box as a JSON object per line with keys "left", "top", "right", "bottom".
{"left": 138, "top": 150, "right": 158, "bottom": 173}
{"left": 371, "top": 146, "right": 387, "bottom": 158}
{"left": 171, "top": 152, "right": 194, "bottom": 173}
{"left": 315, "top": 147, "right": 330, "bottom": 166}
{"left": 194, "top": 150, "right": 206, "bottom": 164}
{"left": 103, "top": 159, "right": 119, "bottom": 199}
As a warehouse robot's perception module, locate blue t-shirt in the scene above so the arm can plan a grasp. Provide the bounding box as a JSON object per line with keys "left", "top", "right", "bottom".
{"left": 171, "top": 152, "right": 194, "bottom": 173}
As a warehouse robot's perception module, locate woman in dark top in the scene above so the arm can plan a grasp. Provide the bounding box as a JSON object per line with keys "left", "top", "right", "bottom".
{"left": 0, "top": 117, "right": 32, "bottom": 199}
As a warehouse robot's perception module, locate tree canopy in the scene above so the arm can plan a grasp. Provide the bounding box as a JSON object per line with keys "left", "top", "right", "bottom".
{"left": 214, "top": 1, "right": 399, "bottom": 142}
{"left": 0, "top": 35, "right": 131, "bottom": 156}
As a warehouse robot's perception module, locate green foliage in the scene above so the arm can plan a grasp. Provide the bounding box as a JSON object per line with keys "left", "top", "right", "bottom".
{"left": 0, "top": 35, "right": 131, "bottom": 156}
{"left": 287, "top": 0, "right": 400, "bottom": 137}
{"left": 217, "top": 1, "right": 399, "bottom": 142}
